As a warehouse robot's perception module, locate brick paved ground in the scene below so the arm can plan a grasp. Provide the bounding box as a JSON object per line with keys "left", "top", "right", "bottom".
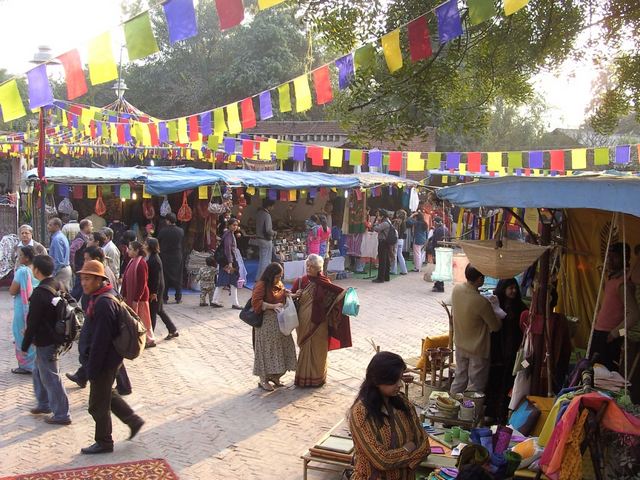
{"left": 0, "top": 273, "right": 449, "bottom": 479}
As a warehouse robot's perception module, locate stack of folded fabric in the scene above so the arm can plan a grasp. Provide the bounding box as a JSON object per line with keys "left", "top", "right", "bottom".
{"left": 594, "top": 364, "right": 630, "bottom": 392}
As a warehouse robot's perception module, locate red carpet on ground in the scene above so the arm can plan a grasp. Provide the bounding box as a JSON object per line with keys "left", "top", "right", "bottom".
{"left": 1, "top": 459, "right": 178, "bottom": 480}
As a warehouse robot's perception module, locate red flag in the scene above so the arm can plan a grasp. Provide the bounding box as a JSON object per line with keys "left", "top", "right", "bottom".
{"left": 240, "top": 98, "right": 256, "bottom": 129}
{"left": 57, "top": 50, "right": 88, "bottom": 100}
{"left": 215, "top": 0, "right": 244, "bottom": 30}
{"left": 389, "top": 151, "right": 402, "bottom": 171}
{"left": 188, "top": 115, "right": 199, "bottom": 141}
{"left": 148, "top": 123, "right": 159, "bottom": 146}
{"left": 73, "top": 185, "right": 83, "bottom": 199}
{"left": 312, "top": 66, "right": 333, "bottom": 105}
{"left": 467, "top": 152, "right": 481, "bottom": 172}
{"left": 116, "top": 124, "right": 126, "bottom": 144}
{"left": 407, "top": 16, "right": 432, "bottom": 62}
{"left": 279, "top": 190, "right": 288, "bottom": 201}
{"left": 524, "top": 168, "right": 531, "bottom": 176}
{"left": 550, "top": 150, "right": 565, "bottom": 171}
{"left": 242, "top": 139, "right": 254, "bottom": 158}
{"left": 308, "top": 146, "right": 324, "bottom": 166}
{"left": 89, "top": 120, "right": 97, "bottom": 138}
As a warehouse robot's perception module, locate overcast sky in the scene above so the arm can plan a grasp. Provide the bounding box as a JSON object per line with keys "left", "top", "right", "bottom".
{"left": 0, "top": 0, "right": 595, "bottom": 130}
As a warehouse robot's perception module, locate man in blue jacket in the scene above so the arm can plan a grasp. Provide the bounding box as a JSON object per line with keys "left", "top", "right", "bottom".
{"left": 76, "top": 260, "right": 144, "bottom": 454}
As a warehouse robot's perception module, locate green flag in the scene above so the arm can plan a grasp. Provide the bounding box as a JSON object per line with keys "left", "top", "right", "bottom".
{"left": 468, "top": 0, "right": 495, "bottom": 25}
{"left": 355, "top": 44, "right": 376, "bottom": 71}
{"left": 124, "top": 12, "right": 159, "bottom": 61}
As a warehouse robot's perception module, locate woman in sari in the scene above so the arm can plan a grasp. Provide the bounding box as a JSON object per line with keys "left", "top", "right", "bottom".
{"left": 292, "top": 253, "right": 352, "bottom": 387}
{"left": 9, "top": 246, "right": 38, "bottom": 374}
{"left": 251, "top": 262, "right": 297, "bottom": 391}
{"left": 121, "top": 241, "right": 155, "bottom": 348}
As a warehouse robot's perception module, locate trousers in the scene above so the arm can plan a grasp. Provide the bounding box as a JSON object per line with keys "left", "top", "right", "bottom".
{"left": 375, "top": 241, "right": 391, "bottom": 282}
{"left": 150, "top": 298, "right": 177, "bottom": 334}
{"left": 391, "top": 239, "right": 408, "bottom": 274}
{"left": 33, "top": 344, "right": 71, "bottom": 421}
{"left": 255, "top": 238, "right": 273, "bottom": 281}
{"left": 450, "top": 348, "right": 490, "bottom": 394}
{"left": 413, "top": 243, "right": 424, "bottom": 271}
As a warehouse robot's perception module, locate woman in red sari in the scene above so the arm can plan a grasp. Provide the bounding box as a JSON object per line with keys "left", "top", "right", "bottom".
{"left": 292, "top": 254, "right": 352, "bottom": 387}
{"left": 121, "top": 241, "right": 155, "bottom": 348}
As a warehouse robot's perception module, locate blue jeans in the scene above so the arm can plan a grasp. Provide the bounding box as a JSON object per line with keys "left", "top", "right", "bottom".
{"left": 33, "top": 345, "right": 71, "bottom": 421}
{"left": 255, "top": 238, "right": 273, "bottom": 281}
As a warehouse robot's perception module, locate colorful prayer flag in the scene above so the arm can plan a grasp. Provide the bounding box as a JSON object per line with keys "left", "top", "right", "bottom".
{"left": 468, "top": 0, "right": 495, "bottom": 24}
{"left": 259, "top": 91, "right": 273, "bottom": 120}
{"left": 330, "top": 148, "right": 343, "bottom": 167}
{"left": 368, "top": 149, "right": 383, "bottom": 168}
{"left": 27, "top": 64, "right": 53, "bottom": 109}
{"left": 224, "top": 137, "right": 236, "bottom": 154}
{"left": 354, "top": 44, "right": 376, "bottom": 71}
{"left": 407, "top": 152, "right": 424, "bottom": 171}
{"left": 436, "top": 0, "right": 463, "bottom": 44}
{"left": 507, "top": 151, "right": 523, "bottom": 169}
{"left": 312, "top": 66, "right": 333, "bottom": 105}
{"left": 293, "top": 144, "right": 306, "bottom": 161}
{"left": 487, "top": 152, "right": 502, "bottom": 171}
{"left": 381, "top": 29, "right": 403, "bottom": 73}
{"left": 570, "top": 148, "right": 586, "bottom": 169}
{"left": 177, "top": 117, "right": 189, "bottom": 143}
{"left": 467, "top": 152, "right": 481, "bottom": 172}
{"left": 88, "top": 32, "right": 118, "bottom": 85}
{"left": 242, "top": 139, "right": 254, "bottom": 159}
{"left": 163, "top": 0, "right": 198, "bottom": 44}
{"left": 200, "top": 111, "right": 212, "bottom": 136}
{"left": 278, "top": 84, "right": 292, "bottom": 113}
{"left": 148, "top": 123, "right": 159, "bottom": 146}
{"left": 335, "top": 54, "right": 354, "bottom": 89}
{"left": 407, "top": 16, "right": 432, "bottom": 62}
{"left": 57, "top": 50, "right": 87, "bottom": 100}
{"left": 308, "top": 146, "right": 324, "bottom": 166}
{"left": 257, "top": 0, "right": 285, "bottom": 9}
{"left": 293, "top": 75, "right": 312, "bottom": 112}
{"left": 240, "top": 97, "right": 256, "bottom": 129}
{"left": 259, "top": 140, "right": 271, "bottom": 160}
{"left": 124, "top": 12, "right": 159, "bottom": 60}
{"left": 615, "top": 145, "right": 630, "bottom": 164}
{"left": 215, "top": 0, "right": 244, "bottom": 30}
{"left": 504, "top": 0, "right": 529, "bottom": 16}
{"left": 550, "top": 150, "right": 565, "bottom": 171}
{"left": 446, "top": 152, "right": 460, "bottom": 170}
{"left": 226, "top": 103, "right": 242, "bottom": 134}
{"left": 198, "top": 185, "right": 208, "bottom": 199}
{"left": 593, "top": 147, "right": 609, "bottom": 165}
{"left": 426, "top": 152, "right": 442, "bottom": 170}
{"left": 188, "top": 115, "right": 199, "bottom": 141}
{"left": 276, "top": 142, "right": 290, "bottom": 160}
{"left": 528, "top": 151, "right": 543, "bottom": 169}
{"left": 0, "top": 80, "right": 26, "bottom": 122}
{"left": 349, "top": 149, "right": 363, "bottom": 167}
{"left": 214, "top": 107, "right": 227, "bottom": 135}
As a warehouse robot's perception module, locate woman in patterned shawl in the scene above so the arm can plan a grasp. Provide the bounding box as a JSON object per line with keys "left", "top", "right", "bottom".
{"left": 349, "top": 352, "right": 431, "bottom": 480}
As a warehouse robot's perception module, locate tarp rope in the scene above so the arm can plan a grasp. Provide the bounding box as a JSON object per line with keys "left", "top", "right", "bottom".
{"left": 586, "top": 211, "right": 617, "bottom": 358}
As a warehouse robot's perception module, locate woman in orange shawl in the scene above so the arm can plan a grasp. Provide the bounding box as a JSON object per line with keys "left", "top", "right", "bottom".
{"left": 292, "top": 254, "right": 351, "bottom": 387}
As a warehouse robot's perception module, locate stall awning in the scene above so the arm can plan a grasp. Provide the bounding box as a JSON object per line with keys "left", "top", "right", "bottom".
{"left": 337, "top": 172, "right": 419, "bottom": 188}
{"left": 436, "top": 173, "right": 640, "bottom": 217}
{"left": 26, "top": 167, "right": 147, "bottom": 184}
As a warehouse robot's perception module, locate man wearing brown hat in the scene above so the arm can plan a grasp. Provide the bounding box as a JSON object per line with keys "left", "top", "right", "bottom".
{"left": 76, "top": 260, "right": 144, "bottom": 454}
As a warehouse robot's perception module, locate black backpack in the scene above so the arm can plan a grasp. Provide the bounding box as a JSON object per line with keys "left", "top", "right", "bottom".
{"left": 40, "top": 285, "right": 84, "bottom": 353}
{"left": 386, "top": 222, "right": 398, "bottom": 245}
{"left": 98, "top": 293, "right": 146, "bottom": 360}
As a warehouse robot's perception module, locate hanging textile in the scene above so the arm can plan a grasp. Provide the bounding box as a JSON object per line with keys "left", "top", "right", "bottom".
{"left": 459, "top": 239, "right": 548, "bottom": 279}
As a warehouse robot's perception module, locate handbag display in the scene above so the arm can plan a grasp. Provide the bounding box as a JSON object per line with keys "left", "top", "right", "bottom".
{"left": 177, "top": 191, "right": 192, "bottom": 222}
{"left": 342, "top": 287, "right": 360, "bottom": 316}
{"left": 239, "top": 298, "right": 263, "bottom": 328}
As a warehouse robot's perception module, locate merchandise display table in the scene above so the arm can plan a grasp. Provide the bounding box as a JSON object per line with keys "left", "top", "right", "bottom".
{"left": 283, "top": 256, "right": 345, "bottom": 280}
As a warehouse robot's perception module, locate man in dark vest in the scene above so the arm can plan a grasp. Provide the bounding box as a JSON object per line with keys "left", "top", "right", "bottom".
{"left": 157, "top": 212, "right": 184, "bottom": 304}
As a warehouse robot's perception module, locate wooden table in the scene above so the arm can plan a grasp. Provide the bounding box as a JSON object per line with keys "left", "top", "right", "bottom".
{"left": 301, "top": 450, "right": 352, "bottom": 480}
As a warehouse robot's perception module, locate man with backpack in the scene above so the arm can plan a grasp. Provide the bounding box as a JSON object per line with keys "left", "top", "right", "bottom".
{"left": 76, "top": 260, "right": 144, "bottom": 454}
{"left": 21, "top": 255, "right": 72, "bottom": 426}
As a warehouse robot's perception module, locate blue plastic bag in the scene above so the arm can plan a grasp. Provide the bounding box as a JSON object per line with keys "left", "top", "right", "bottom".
{"left": 342, "top": 287, "right": 360, "bottom": 316}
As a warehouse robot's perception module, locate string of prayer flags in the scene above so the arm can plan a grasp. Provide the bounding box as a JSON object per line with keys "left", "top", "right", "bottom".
{"left": 487, "top": 152, "right": 502, "bottom": 171}
{"left": 368, "top": 149, "right": 383, "bottom": 168}
{"left": 507, "top": 151, "right": 523, "bottom": 169}
{"left": 57, "top": 50, "right": 87, "bottom": 100}
{"left": 278, "top": 84, "right": 292, "bottom": 113}
{"left": 615, "top": 145, "right": 630, "bottom": 164}
{"left": 163, "top": 0, "right": 198, "bottom": 44}
{"left": 571, "top": 148, "right": 586, "bottom": 169}
{"left": 259, "top": 91, "right": 273, "bottom": 120}
{"left": 88, "top": 32, "right": 119, "bottom": 85}
{"left": 200, "top": 111, "right": 212, "bottom": 136}
{"left": 407, "top": 16, "right": 432, "bottom": 62}
{"left": 550, "top": 150, "right": 565, "bottom": 171}
{"left": 593, "top": 147, "right": 609, "bottom": 166}
{"left": 188, "top": 115, "right": 199, "bottom": 141}
{"left": 215, "top": 0, "right": 244, "bottom": 30}
{"left": 407, "top": 152, "right": 424, "bottom": 171}
{"left": 214, "top": 107, "right": 227, "bottom": 135}
{"left": 504, "top": 0, "right": 530, "bottom": 16}
{"left": 529, "top": 151, "right": 543, "bottom": 169}
{"left": 335, "top": 54, "right": 355, "bottom": 90}
{"left": 0, "top": 80, "right": 26, "bottom": 122}
{"left": 240, "top": 98, "right": 257, "bottom": 129}
{"left": 312, "top": 66, "right": 333, "bottom": 105}
{"left": 124, "top": 12, "right": 159, "bottom": 60}
{"left": 293, "top": 75, "right": 312, "bottom": 112}
{"left": 436, "top": 0, "right": 463, "bottom": 44}
{"left": 468, "top": 0, "right": 495, "bottom": 25}
{"left": 27, "top": 65, "right": 53, "bottom": 109}
{"left": 257, "top": 0, "right": 286, "bottom": 9}
{"left": 381, "top": 29, "right": 403, "bottom": 73}
{"left": 226, "top": 103, "right": 242, "bottom": 134}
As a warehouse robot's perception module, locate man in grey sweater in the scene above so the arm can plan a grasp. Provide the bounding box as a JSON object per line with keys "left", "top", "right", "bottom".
{"left": 255, "top": 199, "right": 275, "bottom": 280}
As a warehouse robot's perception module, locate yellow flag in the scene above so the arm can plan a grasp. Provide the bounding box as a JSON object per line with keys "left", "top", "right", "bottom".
{"left": 87, "top": 185, "right": 97, "bottom": 199}
{"left": 407, "top": 152, "right": 424, "bottom": 171}
{"left": 288, "top": 190, "right": 297, "bottom": 201}
{"left": 459, "top": 163, "right": 467, "bottom": 174}
{"left": 213, "top": 108, "right": 227, "bottom": 136}
{"left": 177, "top": 117, "right": 189, "bottom": 143}
{"left": 247, "top": 186, "right": 256, "bottom": 195}
{"left": 268, "top": 138, "right": 278, "bottom": 154}
{"left": 571, "top": 148, "right": 587, "bottom": 169}
{"left": 426, "top": 152, "right": 442, "bottom": 170}
{"left": 278, "top": 84, "right": 292, "bottom": 113}
{"left": 110, "top": 124, "right": 118, "bottom": 144}
{"left": 198, "top": 186, "right": 208, "bottom": 199}
{"left": 504, "top": 0, "right": 529, "bottom": 15}
{"left": 323, "top": 147, "right": 330, "bottom": 160}
{"left": 293, "top": 75, "right": 312, "bottom": 112}
{"left": 259, "top": 140, "right": 271, "bottom": 160}
{"left": 141, "top": 122, "right": 151, "bottom": 146}
{"left": 487, "top": 151, "right": 502, "bottom": 171}
{"left": 87, "top": 32, "right": 118, "bottom": 85}
{"left": 381, "top": 29, "right": 403, "bottom": 73}
{"left": 226, "top": 103, "right": 242, "bottom": 134}
{"left": 0, "top": 79, "right": 26, "bottom": 122}
{"left": 330, "top": 148, "right": 343, "bottom": 167}
{"left": 143, "top": 186, "right": 151, "bottom": 198}
{"left": 258, "top": 0, "right": 285, "bottom": 9}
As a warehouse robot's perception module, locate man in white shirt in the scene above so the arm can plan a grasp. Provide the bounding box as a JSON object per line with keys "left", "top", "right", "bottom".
{"left": 101, "top": 227, "right": 121, "bottom": 279}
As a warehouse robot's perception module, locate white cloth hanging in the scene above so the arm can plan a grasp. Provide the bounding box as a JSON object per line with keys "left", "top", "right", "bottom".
{"left": 431, "top": 247, "right": 454, "bottom": 282}
{"left": 409, "top": 187, "right": 420, "bottom": 212}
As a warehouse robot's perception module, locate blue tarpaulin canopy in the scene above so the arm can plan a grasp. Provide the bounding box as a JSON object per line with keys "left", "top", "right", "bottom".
{"left": 26, "top": 167, "right": 147, "bottom": 184}
{"left": 436, "top": 173, "right": 640, "bottom": 217}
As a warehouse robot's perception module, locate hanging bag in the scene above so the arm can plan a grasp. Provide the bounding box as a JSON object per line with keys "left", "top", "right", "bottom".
{"left": 142, "top": 199, "right": 155, "bottom": 219}
{"left": 58, "top": 197, "right": 74, "bottom": 215}
{"left": 342, "top": 287, "right": 360, "bottom": 316}
{"left": 177, "top": 191, "right": 192, "bottom": 222}
{"left": 95, "top": 189, "right": 107, "bottom": 216}
{"left": 160, "top": 196, "right": 172, "bottom": 217}
{"left": 277, "top": 296, "right": 299, "bottom": 335}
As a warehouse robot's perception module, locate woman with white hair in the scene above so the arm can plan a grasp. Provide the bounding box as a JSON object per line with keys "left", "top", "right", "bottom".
{"left": 292, "top": 254, "right": 352, "bottom": 387}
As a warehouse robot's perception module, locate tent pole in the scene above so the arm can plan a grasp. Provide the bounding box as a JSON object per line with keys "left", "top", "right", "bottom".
{"left": 533, "top": 220, "right": 551, "bottom": 395}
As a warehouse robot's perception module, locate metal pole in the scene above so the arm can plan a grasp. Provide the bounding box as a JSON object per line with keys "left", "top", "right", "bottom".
{"left": 38, "top": 108, "right": 47, "bottom": 244}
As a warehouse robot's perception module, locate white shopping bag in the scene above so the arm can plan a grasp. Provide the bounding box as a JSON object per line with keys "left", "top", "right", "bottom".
{"left": 277, "top": 296, "right": 299, "bottom": 336}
